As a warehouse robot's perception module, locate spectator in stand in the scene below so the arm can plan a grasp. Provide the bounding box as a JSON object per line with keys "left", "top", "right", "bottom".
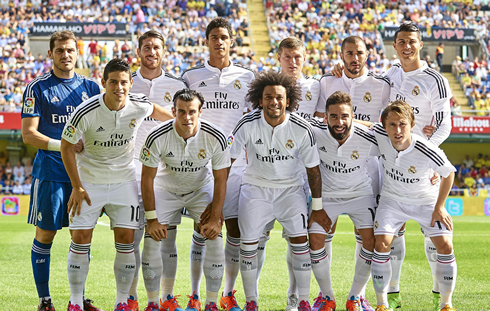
{"left": 12, "top": 180, "right": 22, "bottom": 195}
{"left": 451, "top": 101, "right": 462, "bottom": 116}
{"left": 3, "top": 179, "right": 12, "bottom": 194}
{"left": 23, "top": 176, "right": 32, "bottom": 195}
{"left": 463, "top": 155, "right": 474, "bottom": 168}
{"left": 475, "top": 94, "right": 487, "bottom": 116}
{"left": 13, "top": 161, "right": 24, "bottom": 179}
{"left": 475, "top": 153, "right": 485, "bottom": 169}
{"left": 463, "top": 172, "right": 476, "bottom": 188}
{"left": 5, "top": 162, "right": 12, "bottom": 175}
{"left": 480, "top": 165, "right": 489, "bottom": 177}
{"left": 457, "top": 163, "right": 470, "bottom": 181}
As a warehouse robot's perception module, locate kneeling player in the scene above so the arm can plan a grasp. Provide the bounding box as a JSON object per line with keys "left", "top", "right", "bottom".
{"left": 140, "top": 89, "right": 230, "bottom": 311}
{"left": 370, "top": 101, "right": 456, "bottom": 311}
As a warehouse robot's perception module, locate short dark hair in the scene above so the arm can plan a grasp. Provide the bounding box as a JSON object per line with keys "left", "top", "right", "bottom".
{"left": 325, "top": 91, "right": 353, "bottom": 113}
{"left": 278, "top": 37, "right": 305, "bottom": 55}
{"left": 173, "top": 88, "right": 205, "bottom": 110}
{"left": 381, "top": 100, "right": 415, "bottom": 128}
{"left": 394, "top": 21, "right": 422, "bottom": 42}
{"left": 138, "top": 30, "right": 165, "bottom": 50}
{"left": 341, "top": 36, "right": 366, "bottom": 52}
{"left": 245, "top": 71, "right": 301, "bottom": 112}
{"left": 206, "top": 17, "right": 234, "bottom": 40}
{"left": 103, "top": 58, "right": 131, "bottom": 81}
{"left": 50, "top": 31, "right": 77, "bottom": 51}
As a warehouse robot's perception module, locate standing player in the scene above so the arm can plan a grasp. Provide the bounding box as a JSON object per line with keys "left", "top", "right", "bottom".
{"left": 127, "top": 30, "right": 187, "bottom": 311}
{"left": 229, "top": 71, "right": 330, "bottom": 311}
{"left": 140, "top": 89, "right": 230, "bottom": 311}
{"left": 384, "top": 22, "right": 452, "bottom": 310}
{"left": 60, "top": 59, "right": 173, "bottom": 311}
{"left": 309, "top": 91, "right": 381, "bottom": 311}
{"left": 370, "top": 101, "right": 456, "bottom": 311}
{"left": 21, "top": 30, "right": 101, "bottom": 311}
{"left": 181, "top": 17, "right": 255, "bottom": 311}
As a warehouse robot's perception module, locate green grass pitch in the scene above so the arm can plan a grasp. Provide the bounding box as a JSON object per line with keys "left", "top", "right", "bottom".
{"left": 1, "top": 215, "right": 489, "bottom": 311}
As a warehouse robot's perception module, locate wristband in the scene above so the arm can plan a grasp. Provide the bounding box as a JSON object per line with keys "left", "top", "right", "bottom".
{"left": 144, "top": 210, "right": 157, "bottom": 220}
{"left": 311, "top": 197, "right": 322, "bottom": 211}
{"left": 47, "top": 139, "right": 61, "bottom": 151}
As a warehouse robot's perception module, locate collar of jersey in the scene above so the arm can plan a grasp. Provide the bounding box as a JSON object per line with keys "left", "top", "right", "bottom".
{"left": 99, "top": 93, "right": 128, "bottom": 113}
{"left": 135, "top": 68, "right": 166, "bottom": 84}
{"left": 402, "top": 61, "right": 428, "bottom": 76}
{"left": 260, "top": 109, "right": 290, "bottom": 128}
{"left": 341, "top": 68, "right": 369, "bottom": 84}
{"left": 51, "top": 70, "right": 76, "bottom": 84}
{"left": 390, "top": 132, "right": 418, "bottom": 155}
{"left": 205, "top": 59, "right": 233, "bottom": 72}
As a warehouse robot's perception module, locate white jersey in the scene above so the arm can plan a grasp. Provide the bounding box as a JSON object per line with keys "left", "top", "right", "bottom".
{"left": 319, "top": 70, "right": 391, "bottom": 122}
{"left": 229, "top": 110, "right": 320, "bottom": 188}
{"left": 139, "top": 119, "right": 230, "bottom": 194}
{"left": 310, "top": 120, "right": 379, "bottom": 198}
{"left": 385, "top": 62, "right": 452, "bottom": 146}
{"left": 181, "top": 60, "right": 255, "bottom": 136}
{"left": 62, "top": 93, "right": 154, "bottom": 184}
{"left": 131, "top": 69, "right": 187, "bottom": 160}
{"left": 372, "top": 123, "right": 455, "bottom": 205}
{"left": 294, "top": 74, "right": 322, "bottom": 121}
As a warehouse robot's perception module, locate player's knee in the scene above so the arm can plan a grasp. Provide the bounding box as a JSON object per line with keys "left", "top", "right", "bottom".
{"left": 35, "top": 227, "right": 57, "bottom": 244}
{"left": 114, "top": 228, "right": 135, "bottom": 244}
{"left": 434, "top": 238, "right": 454, "bottom": 255}
{"left": 225, "top": 218, "right": 240, "bottom": 238}
{"left": 289, "top": 235, "right": 307, "bottom": 245}
{"left": 308, "top": 233, "right": 325, "bottom": 250}
{"left": 71, "top": 229, "right": 93, "bottom": 244}
{"left": 374, "top": 235, "right": 392, "bottom": 253}
{"left": 361, "top": 234, "right": 375, "bottom": 251}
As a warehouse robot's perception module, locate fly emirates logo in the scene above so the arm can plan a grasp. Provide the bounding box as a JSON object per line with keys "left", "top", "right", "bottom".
{"left": 94, "top": 133, "right": 134, "bottom": 147}
{"left": 51, "top": 105, "right": 75, "bottom": 123}
{"left": 203, "top": 92, "right": 240, "bottom": 110}
{"left": 256, "top": 148, "right": 294, "bottom": 163}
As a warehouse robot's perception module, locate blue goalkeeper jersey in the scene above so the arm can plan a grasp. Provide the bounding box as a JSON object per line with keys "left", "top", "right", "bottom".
{"left": 21, "top": 71, "right": 101, "bottom": 182}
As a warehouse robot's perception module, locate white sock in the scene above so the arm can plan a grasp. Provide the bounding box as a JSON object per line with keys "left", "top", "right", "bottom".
{"left": 389, "top": 231, "right": 405, "bottom": 293}
{"left": 203, "top": 234, "right": 224, "bottom": 306}
{"left": 67, "top": 241, "right": 90, "bottom": 307}
{"left": 349, "top": 247, "right": 373, "bottom": 298}
{"left": 255, "top": 234, "right": 269, "bottom": 297}
{"left": 190, "top": 231, "right": 206, "bottom": 296}
{"left": 240, "top": 242, "right": 258, "bottom": 302}
{"left": 372, "top": 250, "right": 391, "bottom": 307}
{"left": 325, "top": 234, "right": 334, "bottom": 267}
{"left": 290, "top": 242, "right": 311, "bottom": 302}
{"left": 436, "top": 252, "right": 457, "bottom": 309}
{"left": 142, "top": 233, "right": 162, "bottom": 304}
{"left": 129, "top": 228, "right": 144, "bottom": 300}
{"left": 425, "top": 237, "right": 440, "bottom": 293}
{"left": 224, "top": 235, "right": 240, "bottom": 294}
{"left": 286, "top": 242, "right": 297, "bottom": 295}
{"left": 160, "top": 226, "right": 178, "bottom": 299}
{"left": 114, "top": 242, "right": 136, "bottom": 307}
{"left": 310, "top": 247, "right": 334, "bottom": 300}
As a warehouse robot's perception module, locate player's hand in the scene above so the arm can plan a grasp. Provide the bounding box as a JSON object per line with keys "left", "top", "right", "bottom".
{"left": 331, "top": 63, "right": 343, "bottom": 78}
{"left": 431, "top": 207, "right": 453, "bottom": 231}
{"left": 74, "top": 139, "right": 84, "bottom": 153}
{"left": 200, "top": 203, "right": 224, "bottom": 225}
{"left": 200, "top": 218, "right": 222, "bottom": 240}
{"left": 67, "top": 187, "right": 91, "bottom": 217}
{"left": 430, "top": 172, "right": 440, "bottom": 185}
{"left": 309, "top": 209, "right": 332, "bottom": 233}
{"left": 423, "top": 125, "right": 436, "bottom": 138}
{"left": 146, "top": 219, "right": 167, "bottom": 241}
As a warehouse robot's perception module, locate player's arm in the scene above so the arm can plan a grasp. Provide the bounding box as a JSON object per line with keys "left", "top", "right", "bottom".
{"left": 201, "top": 167, "right": 227, "bottom": 240}
{"left": 149, "top": 103, "right": 174, "bottom": 122}
{"left": 22, "top": 117, "right": 84, "bottom": 152}
{"left": 60, "top": 138, "right": 91, "bottom": 216}
{"left": 141, "top": 164, "right": 167, "bottom": 241}
{"left": 426, "top": 80, "right": 452, "bottom": 146}
{"left": 306, "top": 165, "right": 331, "bottom": 232}
{"left": 431, "top": 171, "right": 455, "bottom": 231}
{"left": 313, "top": 111, "right": 325, "bottom": 118}
{"left": 353, "top": 119, "right": 373, "bottom": 127}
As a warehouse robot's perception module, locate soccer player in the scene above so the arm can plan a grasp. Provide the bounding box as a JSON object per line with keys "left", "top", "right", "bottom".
{"left": 228, "top": 71, "right": 330, "bottom": 311}
{"left": 140, "top": 88, "right": 230, "bottom": 311}
{"left": 370, "top": 101, "right": 456, "bottom": 311}
{"left": 21, "top": 30, "right": 101, "bottom": 311}
{"left": 181, "top": 17, "right": 255, "bottom": 311}
{"left": 384, "top": 22, "right": 452, "bottom": 310}
{"left": 128, "top": 30, "right": 187, "bottom": 311}
{"left": 309, "top": 91, "right": 381, "bottom": 311}
{"left": 60, "top": 59, "right": 173, "bottom": 311}
{"left": 318, "top": 35, "right": 391, "bottom": 311}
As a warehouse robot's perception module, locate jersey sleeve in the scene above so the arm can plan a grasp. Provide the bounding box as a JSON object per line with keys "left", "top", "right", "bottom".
{"left": 139, "top": 127, "right": 163, "bottom": 168}
{"left": 299, "top": 122, "right": 320, "bottom": 168}
{"left": 62, "top": 105, "right": 88, "bottom": 144}
{"left": 317, "top": 75, "right": 331, "bottom": 113}
{"left": 229, "top": 118, "right": 247, "bottom": 160}
{"left": 21, "top": 82, "right": 42, "bottom": 118}
{"left": 211, "top": 144, "right": 231, "bottom": 171}
{"left": 425, "top": 142, "right": 456, "bottom": 178}
{"left": 428, "top": 77, "right": 452, "bottom": 146}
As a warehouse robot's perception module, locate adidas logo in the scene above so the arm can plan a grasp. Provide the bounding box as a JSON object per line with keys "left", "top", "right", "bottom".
{"left": 255, "top": 138, "right": 263, "bottom": 144}
{"left": 166, "top": 151, "right": 174, "bottom": 157}
{"left": 198, "top": 81, "right": 207, "bottom": 87}
{"left": 319, "top": 146, "right": 327, "bottom": 152}
{"left": 96, "top": 126, "right": 105, "bottom": 132}
{"left": 52, "top": 96, "right": 60, "bottom": 102}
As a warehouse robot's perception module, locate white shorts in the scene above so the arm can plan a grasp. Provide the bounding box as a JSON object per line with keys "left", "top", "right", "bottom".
{"left": 374, "top": 196, "right": 453, "bottom": 237}
{"left": 69, "top": 181, "right": 140, "bottom": 230}
{"left": 223, "top": 165, "right": 243, "bottom": 220}
{"left": 308, "top": 196, "right": 376, "bottom": 235}
{"left": 155, "top": 182, "right": 213, "bottom": 225}
{"left": 238, "top": 184, "right": 308, "bottom": 243}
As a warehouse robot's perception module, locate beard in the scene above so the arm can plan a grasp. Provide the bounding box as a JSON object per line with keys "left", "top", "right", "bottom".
{"left": 328, "top": 122, "right": 351, "bottom": 141}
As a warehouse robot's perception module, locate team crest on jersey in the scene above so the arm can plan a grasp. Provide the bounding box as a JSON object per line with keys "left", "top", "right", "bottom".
{"left": 227, "top": 136, "right": 233, "bottom": 146}
{"left": 69, "top": 217, "right": 73, "bottom": 224}
{"left": 164, "top": 92, "right": 172, "bottom": 103}
{"left": 24, "top": 97, "right": 35, "bottom": 114}
{"left": 64, "top": 125, "right": 76, "bottom": 139}
{"left": 198, "top": 149, "right": 206, "bottom": 159}
{"left": 141, "top": 147, "right": 151, "bottom": 161}
{"left": 351, "top": 151, "right": 359, "bottom": 160}
{"left": 129, "top": 118, "right": 137, "bottom": 129}
{"left": 412, "top": 86, "right": 420, "bottom": 96}
{"left": 363, "top": 92, "right": 372, "bottom": 103}
{"left": 408, "top": 166, "right": 417, "bottom": 174}
{"left": 234, "top": 80, "right": 241, "bottom": 90}
{"left": 82, "top": 92, "right": 89, "bottom": 101}
{"left": 374, "top": 221, "right": 379, "bottom": 229}
{"left": 285, "top": 139, "right": 294, "bottom": 149}
{"left": 37, "top": 212, "right": 42, "bottom": 221}
{"left": 305, "top": 91, "right": 312, "bottom": 101}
